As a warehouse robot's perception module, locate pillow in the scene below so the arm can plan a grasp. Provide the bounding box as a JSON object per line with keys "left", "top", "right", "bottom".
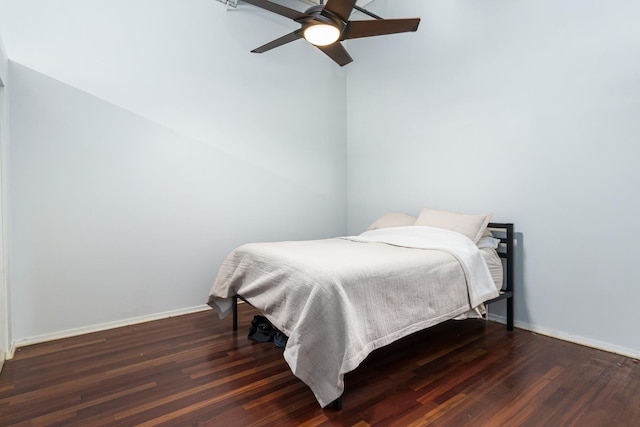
{"left": 477, "top": 236, "right": 501, "bottom": 249}
{"left": 366, "top": 212, "right": 417, "bottom": 231}
{"left": 414, "top": 208, "right": 492, "bottom": 243}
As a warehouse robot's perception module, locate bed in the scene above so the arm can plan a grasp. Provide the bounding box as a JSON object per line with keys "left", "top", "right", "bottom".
{"left": 207, "top": 209, "right": 515, "bottom": 410}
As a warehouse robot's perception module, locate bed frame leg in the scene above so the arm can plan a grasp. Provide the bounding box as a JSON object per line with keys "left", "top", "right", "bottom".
{"left": 506, "top": 297, "right": 514, "bottom": 331}
{"left": 332, "top": 397, "right": 343, "bottom": 411}
{"left": 232, "top": 295, "right": 238, "bottom": 331}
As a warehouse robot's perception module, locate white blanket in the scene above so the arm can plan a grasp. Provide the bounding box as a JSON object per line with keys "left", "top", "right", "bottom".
{"left": 207, "top": 226, "right": 499, "bottom": 407}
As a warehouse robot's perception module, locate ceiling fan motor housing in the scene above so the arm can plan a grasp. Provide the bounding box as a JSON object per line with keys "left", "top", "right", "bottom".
{"left": 300, "top": 5, "right": 346, "bottom": 34}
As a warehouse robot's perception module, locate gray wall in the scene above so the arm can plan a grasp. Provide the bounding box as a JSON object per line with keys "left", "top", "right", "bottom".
{"left": 1, "top": 0, "right": 347, "bottom": 343}
{"left": 347, "top": 0, "right": 640, "bottom": 357}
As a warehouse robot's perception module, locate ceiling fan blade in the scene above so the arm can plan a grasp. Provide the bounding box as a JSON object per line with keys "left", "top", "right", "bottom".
{"left": 242, "top": 0, "right": 309, "bottom": 21}
{"left": 324, "top": 0, "right": 357, "bottom": 22}
{"left": 316, "top": 42, "right": 353, "bottom": 67}
{"left": 252, "top": 29, "right": 304, "bottom": 53}
{"left": 343, "top": 18, "right": 421, "bottom": 40}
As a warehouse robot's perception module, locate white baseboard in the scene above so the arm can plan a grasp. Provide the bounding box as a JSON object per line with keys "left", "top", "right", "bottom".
{"left": 7, "top": 306, "right": 638, "bottom": 363}
{"left": 488, "top": 313, "right": 640, "bottom": 360}
{"left": 8, "top": 305, "right": 211, "bottom": 359}
{"left": 7, "top": 341, "right": 15, "bottom": 359}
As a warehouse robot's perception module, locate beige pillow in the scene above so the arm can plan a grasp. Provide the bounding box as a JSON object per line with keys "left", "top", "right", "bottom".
{"left": 366, "top": 213, "right": 417, "bottom": 231}
{"left": 414, "top": 208, "right": 492, "bottom": 243}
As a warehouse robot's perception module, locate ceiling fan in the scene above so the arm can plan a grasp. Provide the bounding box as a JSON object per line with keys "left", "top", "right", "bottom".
{"left": 242, "top": 0, "right": 420, "bottom": 66}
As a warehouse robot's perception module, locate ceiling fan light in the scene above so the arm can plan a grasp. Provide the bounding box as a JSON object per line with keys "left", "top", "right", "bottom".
{"left": 303, "top": 24, "right": 340, "bottom": 46}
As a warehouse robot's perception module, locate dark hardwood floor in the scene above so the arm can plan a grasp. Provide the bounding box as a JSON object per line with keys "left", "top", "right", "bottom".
{"left": 1, "top": 303, "right": 638, "bottom": 426}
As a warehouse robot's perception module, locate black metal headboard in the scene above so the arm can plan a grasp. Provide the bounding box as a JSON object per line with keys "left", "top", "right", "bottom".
{"left": 485, "top": 222, "right": 515, "bottom": 331}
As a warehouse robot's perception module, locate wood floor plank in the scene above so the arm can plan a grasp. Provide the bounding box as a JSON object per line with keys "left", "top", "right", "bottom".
{"left": 1, "top": 304, "right": 639, "bottom": 426}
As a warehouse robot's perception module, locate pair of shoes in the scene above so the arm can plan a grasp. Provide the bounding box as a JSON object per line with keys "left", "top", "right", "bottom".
{"left": 248, "top": 315, "right": 274, "bottom": 343}
{"left": 247, "top": 315, "right": 289, "bottom": 349}
{"left": 273, "top": 330, "right": 288, "bottom": 349}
